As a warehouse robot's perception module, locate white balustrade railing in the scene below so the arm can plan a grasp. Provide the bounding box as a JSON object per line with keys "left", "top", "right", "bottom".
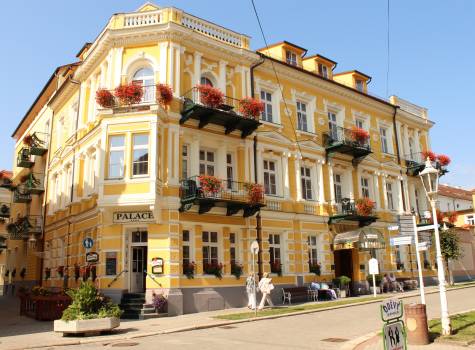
{"left": 304, "top": 203, "right": 317, "bottom": 214}
{"left": 181, "top": 12, "right": 243, "bottom": 48}
{"left": 124, "top": 11, "right": 162, "bottom": 27}
{"left": 266, "top": 199, "right": 282, "bottom": 211}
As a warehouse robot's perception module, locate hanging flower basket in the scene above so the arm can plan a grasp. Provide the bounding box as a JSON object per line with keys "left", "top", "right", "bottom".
{"left": 156, "top": 84, "right": 173, "bottom": 106}
{"left": 196, "top": 85, "right": 224, "bottom": 108}
{"left": 198, "top": 175, "right": 222, "bottom": 194}
{"left": 244, "top": 183, "right": 264, "bottom": 204}
{"left": 437, "top": 154, "right": 451, "bottom": 167}
{"left": 238, "top": 97, "right": 264, "bottom": 119}
{"left": 23, "top": 135, "right": 34, "bottom": 147}
{"left": 355, "top": 197, "right": 375, "bottom": 216}
{"left": 183, "top": 261, "right": 196, "bottom": 279}
{"left": 95, "top": 89, "right": 115, "bottom": 108}
{"left": 422, "top": 150, "right": 436, "bottom": 161}
{"left": 114, "top": 83, "right": 143, "bottom": 105}
{"left": 350, "top": 127, "right": 370, "bottom": 144}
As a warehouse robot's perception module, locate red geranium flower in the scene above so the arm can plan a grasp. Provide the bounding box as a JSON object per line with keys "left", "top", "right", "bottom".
{"left": 422, "top": 150, "right": 436, "bottom": 161}
{"left": 96, "top": 89, "right": 115, "bottom": 108}
{"left": 238, "top": 97, "right": 264, "bottom": 119}
{"left": 115, "top": 83, "right": 144, "bottom": 105}
{"left": 156, "top": 84, "right": 173, "bottom": 106}
{"left": 197, "top": 85, "right": 224, "bottom": 108}
{"left": 437, "top": 154, "right": 451, "bottom": 166}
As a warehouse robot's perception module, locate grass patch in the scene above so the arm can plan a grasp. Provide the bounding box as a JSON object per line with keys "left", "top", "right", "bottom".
{"left": 429, "top": 311, "right": 475, "bottom": 344}
{"left": 215, "top": 296, "right": 388, "bottom": 321}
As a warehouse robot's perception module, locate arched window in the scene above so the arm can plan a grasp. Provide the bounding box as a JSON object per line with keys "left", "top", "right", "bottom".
{"left": 200, "top": 76, "right": 213, "bottom": 87}
{"left": 133, "top": 67, "right": 155, "bottom": 102}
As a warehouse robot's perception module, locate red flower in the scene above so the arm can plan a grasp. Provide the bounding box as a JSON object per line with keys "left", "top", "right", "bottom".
{"left": 350, "top": 127, "right": 370, "bottom": 143}
{"left": 238, "top": 97, "right": 264, "bottom": 119}
{"left": 197, "top": 85, "right": 224, "bottom": 108}
{"left": 23, "top": 135, "right": 34, "bottom": 146}
{"left": 422, "top": 150, "right": 436, "bottom": 161}
{"left": 355, "top": 197, "right": 375, "bottom": 216}
{"left": 198, "top": 175, "right": 222, "bottom": 194}
{"left": 447, "top": 211, "right": 458, "bottom": 224}
{"left": 115, "top": 83, "right": 144, "bottom": 105}
{"left": 96, "top": 89, "right": 115, "bottom": 108}
{"left": 245, "top": 183, "right": 264, "bottom": 204}
{"left": 437, "top": 154, "right": 451, "bottom": 166}
{"left": 156, "top": 84, "right": 173, "bottom": 106}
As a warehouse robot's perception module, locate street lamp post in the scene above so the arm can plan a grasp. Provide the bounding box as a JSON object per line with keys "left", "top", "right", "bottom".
{"left": 419, "top": 158, "right": 452, "bottom": 335}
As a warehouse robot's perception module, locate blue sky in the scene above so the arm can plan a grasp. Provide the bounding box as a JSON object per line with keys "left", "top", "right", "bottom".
{"left": 1, "top": 1, "right": 474, "bottom": 188}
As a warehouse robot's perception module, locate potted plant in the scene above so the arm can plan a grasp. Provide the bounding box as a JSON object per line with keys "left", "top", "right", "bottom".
{"left": 45, "top": 268, "right": 51, "bottom": 280}
{"left": 437, "top": 154, "right": 450, "bottom": 168}
{"left": 238, "top": 97, "right": 264, "bottom": 119}
{"left": 350, "top": 126, "right": 370, "bottom": 145}
{"left": 271, "top": 261, "right": 282, "bottom": 276}
{"left": 57, "top": 266, "right": 64, "bottom": 278}
{"left": 231, "top": 262, "right": 243, "bottom": 279}
{"left": 54, "top": 282, "right": 122, "bottom": 335}
{"left": 422, "top": 150, "right": 436, "bottom": 161}
{"left": 198, "top": 175, "right": 222, "bottom": 196}
{"left": 196, "top": 84, "right": 224, "bottom": 108}
{"left": 114, "top": 83, "right": 143, "bottom": 105}
{"left": 355, "top": 197, "right": 375, "bottom": 216}
{"left": 95, "top": 89, "right": 115, "bottom": 108}
{"left": 203, "top": 262, "right": 224, "bottom": 279}
{"left": 183, "top": 261, "right": 196, "bottom": 279}
{"left": 156, "top": 84, "right": 173, "bottom": 106}
{"left": 366, "top": 274, "right": 382, "bottom": 294}
{"left": 245, "top": 183, "right": 264, "bottom": 204}
{"left": 309, "top": 262, "right": 321, "bottom": 276}
{"left": 333, "top": 275, "right": 351, "bottom": 297}
{"left": 151, "top": 291, "right": 167, "bottom": 314}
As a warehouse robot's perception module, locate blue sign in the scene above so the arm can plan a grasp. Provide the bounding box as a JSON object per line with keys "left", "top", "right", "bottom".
{"left": 83, "top": 237, "right": 94, "bottom": 249}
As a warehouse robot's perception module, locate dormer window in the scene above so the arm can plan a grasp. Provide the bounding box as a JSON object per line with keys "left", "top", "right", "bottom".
{"left": 355, "top": 79, "right": 364, "bottom": 92}
{"left": 318, "top": 64, "right": 329, "bottom": 78}
{"left": 286, "top": 51, "right": 297, "bottom": 66}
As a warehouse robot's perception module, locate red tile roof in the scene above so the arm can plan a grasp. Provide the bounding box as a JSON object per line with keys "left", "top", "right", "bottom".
{"left": 439, "top": 184, "right": 474, "bottom": 201}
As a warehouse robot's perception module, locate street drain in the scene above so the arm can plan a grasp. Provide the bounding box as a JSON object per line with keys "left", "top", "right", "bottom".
{"left": 321, "top": 338, "right": 348, "bottom": 343}
{"left": 219, "top": 325, "right": 237, "bottom": 329}
{"left": 110, "top": 342, "right": 139, "bottom": 347}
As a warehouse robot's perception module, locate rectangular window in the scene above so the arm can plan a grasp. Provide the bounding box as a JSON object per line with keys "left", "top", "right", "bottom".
{"left": 202, "top": 231, "right": 219, "bottom": 270}
{"left": 132, "top": 134, "right": 149, "bottom": 176}
{"left": 466, "top": 215, "right": 475, "bottom": 226}
{"left": 199, "top": 149, "right": 215, "bottom": 176}
{"left": 226, "top": 153, "right": 234, "bottom": 190}
{"left": 260, "top": 90, "right": 273, "bottom": 122}
{"left": 328, "top": 112, "right": 338, "bottom": 140}
{"left": 269, "top": 233, "right": 282, "bottom": 273}
{"left": 301, "top": 166, "right": 313, "bottom": 200}
{"left": 355, "top": 119, "right": 364, "bottom": 129}
{"left": 182, "top": 145, "right": 189, "bottom": 179}
{"left": 286, "top": 51, "right": 297, "bottom": 66}
{"left": 182, "top": 230, "right": 191, "bottom": 274}
{"left": 380, "top": 127, "right": 389, "bottom": 153}
{"left": 105, "top": 252, "right": 117, "bottom": 276}
{"left": 334, "top": 174, "right": 342, "bottom": 203}
{"left": 263, "top": 160, "right": 277, "bottom": 195}
{"left": 386, "top": 182, "right": 395, "bottom": 210}
{"left": 230, "top": 233, "right": 237, "bottom": 267}
{"left": 415, "top": 189, "right": 421, "bottom": 215}
{"left": 308, "top": 235, "right": 318, "bottom": 266}
{"left": 355, "top": 80, "right": 364, "bottom": 92}
{"left": 361, "top": 177, "right": 370, "bottom": 198}
{"left": 108, "top": 135, "right": 125, "bottom": 178}
{"left": 318, "top": 64, "right": 328, "bottom": 78}
{"left": 296, "top": 101, "right": 308, "bottom": 132}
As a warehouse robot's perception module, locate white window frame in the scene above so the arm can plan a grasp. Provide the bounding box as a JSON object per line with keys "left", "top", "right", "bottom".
{"left": 308, "top": 235, "right": 319, "bottom": 266}
{"left": 256, "top": 79, "right": 281, "bottom": 124}
{"left": 182, "top": 144, "right": 189, "bottom": 179}
{"left": 108, "top": 135, "right": 126, "bottom": 179}
{"left": 361, "top": 177, "right": 370, "bottom": 198}
{"left": 465, "top": 214, "right": 475, "bottom": 226}
{"left": 226, "top": 153, "right": 235, "bottom": 190}
{"left": 286, "top": 51, "right": 297, "bottom": 66}
{"left": 301, "top": 166, "right": 313, "bottom": 200}
{"left": 296, "top": 100, "right": 308, "bottom": 132}
{"left": 334, "top": 173, "right": 343, "bottom": 203}
{"left": 269, "top": 233, "right": 282, "bottom": 274}
{"left": 202, "top": 231, "right": 220, "bottom": 272}
{"left": 132, "top": 134, "right": 149, "bottom": 177}
{"left": 355, "top": 79, "right": 364, "bottom": 92}
{"left": 260, "top": 90, "right": 273, "bottom": 123}
{"left": 132, "top": 67, "right": 155, "bottom": 103}
{"left": 229, "top": 232, "right": 238, "bottom": 266}
{"left": 199, "top": 148, "right": 216, "bottom": 176}
{"left": 263, "top": 159, "right": 278, "bottom": 196}
{"left": 380, "top": 127, "right": 389, "bottom": 154}
{"left": 182, "top": 229, "right": 193, "bottom": 274}
{"left": 386, "top": 182, "right": 395, "bottom": 211}
{"left": 319, "top": 64, "right": 328, "bottom": 78}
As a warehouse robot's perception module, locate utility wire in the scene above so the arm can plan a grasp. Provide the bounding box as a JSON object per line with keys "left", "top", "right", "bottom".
{"left": 386, "top": 0, "right": 390, "bottom": 98}
{"left": 250, "top": 0, "right": 303, "bottom": 157}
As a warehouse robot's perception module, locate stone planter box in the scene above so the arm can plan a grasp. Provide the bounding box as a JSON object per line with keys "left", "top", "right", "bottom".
{"left": 54, "top": 317, "right": 120, "bottom": 336}
{"left": 370, "top": 286, "right": 381, "bottom": 294}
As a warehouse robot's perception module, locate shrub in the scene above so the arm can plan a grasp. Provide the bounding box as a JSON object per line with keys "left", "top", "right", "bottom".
{"left": 366, "top": 274, "right": 382, "bottom": 285}
{"left": 95, "top": 89, "right": 115, "bottom": 108}
{"left": 151, "top": 292, "right": 167, "bottom": 313}
{"left": 355, "top": 197, "right": 375, "bottom": 216}
{"left": 156, "top": 84, "right": 173, "bottom": 106}
{"left": 197, "top": 84, "right": 224, "bottom": 108}
{"left": 61, "top": 282, "right": 122, "bottom": 321}
{"left": 238, "top": 97, "right": 264, "bottom": 119}
{"left": 333, "top": 275, "right": 351, "bottom": 288}
{"left": 114, "top": 83, "right": 143, "bottom": 105}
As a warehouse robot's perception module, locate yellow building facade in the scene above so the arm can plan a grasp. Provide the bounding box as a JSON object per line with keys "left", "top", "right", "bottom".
{"left": 6, "top": 3, "right": 444, "bottom": 314}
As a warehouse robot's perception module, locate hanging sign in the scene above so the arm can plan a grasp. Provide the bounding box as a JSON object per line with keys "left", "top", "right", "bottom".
{"left": 381, "top": 298, "right": 403, "bottom": 322}
{"left": 86, "top": 252, "right": 99, "bottom": 264}
{"left": 369, "top": 258, "right": 379, "bottom": 275}
{"left": 151, "top": 257, "right": 164, "bottom": 274}
{"left": 83, "top": 237, "right": 94, "bottom": 249}
{"left": 113, "top": 211, "right": 155, "bottom": 223}
{"left": 390, "top": 236, "right": 413, "bottom": 246}
{"left": 383, "top": 321, "right": 407, "bottom": 350}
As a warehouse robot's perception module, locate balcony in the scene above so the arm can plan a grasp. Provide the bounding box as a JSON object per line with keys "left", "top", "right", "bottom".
{"left": 19, "top": 173, "right": 45, "bottom": 195}
{"left": 324, "top": 126, "right": 371, "bottom": 165}
{"left": 0, "top": 177, "right": 12, "bottom": 188}
{"left": 7, "top": 215, "right": 43, "bottom": 240}
{"left": 13, "top": 187, "right": 32, "bottom": 203}
{"left": 328, "top": 198, "right": 378, "bottom": 227}
{"left": 0, "top": 203, "right": 10, "bottom": 218}
{"left": 405, "top": 152, "right": 448, "bottom": 177}
{"left": 179, "top": 175, "right": 264, "bottom": 217}
{"left": 17, "top": 148, "right": 34, "bottom": 168}
{"left": 96, "top": 84, "right": 161, "bottom": 112}
{"left": 24, "top": 132, "right": 48, "bottom": 156}
{"left": 180, "top": 87, "right": 261, "bottom": 138}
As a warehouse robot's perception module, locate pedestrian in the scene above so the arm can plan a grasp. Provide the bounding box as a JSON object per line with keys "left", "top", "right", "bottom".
{"left": 381, "top": 273, "right": 389, "bottom": 293}
{"left": 388, "top": 273, "right": 403, "bottom": 292}
{"left": 246, "top": 273, "right": 256, "bottom": 309}
{"left": 258, "top": 272, "right": 274, "bottom": 310}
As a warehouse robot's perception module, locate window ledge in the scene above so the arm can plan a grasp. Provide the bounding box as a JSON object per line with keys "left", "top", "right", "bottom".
{"left": 260, "top": 120, "right": 283, "bottom": 129}
{"left": 296, "top": 129, "right": 318, "bottom": 138}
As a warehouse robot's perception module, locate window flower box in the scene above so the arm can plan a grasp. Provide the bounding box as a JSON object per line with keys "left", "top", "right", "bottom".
{"left": 238, "top": 97, "right": 264, "bottom": 119}
{"left": 156, "top": 83, "right": 173, "bottom": 106}
{"left": 183, "top": 261, "right": 196, "bottom": 279}
{"left": 350, "top": 126, "right": 370, "bottom": 145}
{"left": 114, "top": 83, "right": 144, "bottom": 105}
{"left": 355, "top": 197, "right": 375, "bottom": 216}
{"left": 196, "top": 84, "right": 224, "bottom": 108}
{"left": 95, "top": 89, "right": 115, "bottom": 108}
{"left": 203, "top": 262, "right": 224, "bottom": 279}
{"left": 198, "top": 175, "right": 222, "bottom": 195}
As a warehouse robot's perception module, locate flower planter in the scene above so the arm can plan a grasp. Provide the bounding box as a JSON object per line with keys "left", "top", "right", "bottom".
{"left": 370, "top": 286, "right": 381, "bottom": 295}
{"left": 54, "top": 317, "right": 120, "bottom": 335}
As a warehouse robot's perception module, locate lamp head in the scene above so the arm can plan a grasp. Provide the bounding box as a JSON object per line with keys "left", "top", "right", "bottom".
{"left": 419, "top": 157, "right": 439, "bottom": 201}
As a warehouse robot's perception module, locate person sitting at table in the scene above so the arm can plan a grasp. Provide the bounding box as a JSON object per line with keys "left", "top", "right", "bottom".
{"left": 381, "top": 274, "right": 390, "bottom": 293}
{"left": 388, "top": 272, "right": 404, "bottom": 292}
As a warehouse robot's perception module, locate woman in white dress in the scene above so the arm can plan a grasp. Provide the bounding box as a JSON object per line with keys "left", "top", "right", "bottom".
{"left": 258, "top": 272, "right": 274, "bottom": 310}
{"left": 246, "top": 273, "right": 257, "bottom": 309}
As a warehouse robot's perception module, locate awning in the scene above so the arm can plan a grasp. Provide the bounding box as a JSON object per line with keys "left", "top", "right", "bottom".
{"left": 333, "top": 228, "right": 385, "bottom": 251}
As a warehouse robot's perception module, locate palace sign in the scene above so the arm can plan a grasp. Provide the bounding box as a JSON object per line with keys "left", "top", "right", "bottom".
{"left": 113, "top": 211, "right": 155, "bottom": 223}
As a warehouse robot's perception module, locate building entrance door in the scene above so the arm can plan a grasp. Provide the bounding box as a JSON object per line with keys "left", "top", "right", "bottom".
{"left": 131, "top": 246, "right": 147, "bottom": 293}
{"left": 334, "top": 249, "right": 354, "bottom": 279}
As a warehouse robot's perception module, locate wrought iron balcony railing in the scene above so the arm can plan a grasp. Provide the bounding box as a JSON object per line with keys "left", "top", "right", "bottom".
{"left": 324, "top": 126, "right": 371, "bottom": 163}
{"left": 13, "top": 187, "right": 32, "bottom": 203}
{"left": 18, "top": 173, "right": 45, "bottom": 195}
{"left": 329, "top": 197, "right": 378, "bottom": 227}
{"left": 404, "top": 152, "right": 448, "bottom": 177}
{"left": 180, "top": 88, "right": 261, "bottom": 138}
{"left": 179, "top": 175, "right": 264, "bottom": 217}
{"left": 7, "top": 215, "right": 43, "bottom": 240}
{"left": 25, "top": 132, "right": 48, "bottom": 156}
{"left": 97, "top": 84, "right": 159, "bottom": 110}
{"left": 17, "top": 148, "right": 34, "bottom": 168}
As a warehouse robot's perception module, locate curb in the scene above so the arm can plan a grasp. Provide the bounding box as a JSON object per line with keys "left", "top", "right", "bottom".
{"left": 14, "top": 284, "right": 475, "bottom": 350}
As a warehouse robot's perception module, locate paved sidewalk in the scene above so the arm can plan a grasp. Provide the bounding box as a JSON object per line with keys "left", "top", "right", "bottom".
{"left": 0, "top": 284, "right": 473, "bottom": 350}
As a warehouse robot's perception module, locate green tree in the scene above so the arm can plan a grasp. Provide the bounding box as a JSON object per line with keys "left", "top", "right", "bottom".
{"left": 439, "top": 228, "right": 463, "bottom": 285}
